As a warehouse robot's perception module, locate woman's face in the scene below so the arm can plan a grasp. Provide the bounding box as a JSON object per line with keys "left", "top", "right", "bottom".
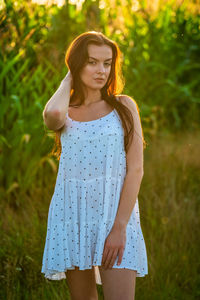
{"left": 80, "top": 44, "right": 113, "bottom": 91}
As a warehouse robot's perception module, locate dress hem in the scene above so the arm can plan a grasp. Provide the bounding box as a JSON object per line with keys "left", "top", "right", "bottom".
{"left": 41, "top": 264, "right": 148, "bottom": 285}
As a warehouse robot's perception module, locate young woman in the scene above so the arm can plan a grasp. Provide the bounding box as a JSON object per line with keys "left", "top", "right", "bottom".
{"left": 41, "top": 31, "right": 148, "bottom": 300}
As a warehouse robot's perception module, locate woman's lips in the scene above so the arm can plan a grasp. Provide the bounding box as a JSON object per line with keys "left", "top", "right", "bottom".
{"left": 95, "top": 78, "right": 104, "bottom": 82}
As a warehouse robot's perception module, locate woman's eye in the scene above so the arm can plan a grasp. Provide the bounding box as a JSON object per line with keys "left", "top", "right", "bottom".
{"left": 89, "top": 61, "right": 111, "bottom": 66}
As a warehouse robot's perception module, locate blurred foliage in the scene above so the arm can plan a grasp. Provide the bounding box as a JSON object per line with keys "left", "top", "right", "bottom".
{"left": 0, "top": 0, "right": 199, "bottom": 194}
{"left": 0, "top": 0, "right": 200, "bottom": 299}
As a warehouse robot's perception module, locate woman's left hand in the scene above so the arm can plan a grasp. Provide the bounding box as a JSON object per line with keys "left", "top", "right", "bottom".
{"left": 101, "top": 225, "right": 127, "bottom": 269}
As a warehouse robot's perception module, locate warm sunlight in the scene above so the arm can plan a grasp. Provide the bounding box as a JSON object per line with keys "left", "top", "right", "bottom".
{"left": 31, "top": 0, "right": 85, "bottom": 9}
{"left": 1, "top": 1, "right": 199, "bottom": 298}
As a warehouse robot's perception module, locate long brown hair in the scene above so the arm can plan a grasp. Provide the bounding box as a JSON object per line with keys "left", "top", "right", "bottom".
{"left": 51, "top": 31, "right": 146, "bottom": 160}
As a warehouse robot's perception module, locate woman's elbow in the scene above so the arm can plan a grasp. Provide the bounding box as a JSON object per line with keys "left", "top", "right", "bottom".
{"left": 43, "top": 109, "right": 65, "bottom": 131}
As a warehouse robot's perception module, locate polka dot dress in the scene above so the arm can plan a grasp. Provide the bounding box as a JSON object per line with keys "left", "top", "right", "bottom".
{"left": 41, "top": 107, "right": 148, "bottom": 285}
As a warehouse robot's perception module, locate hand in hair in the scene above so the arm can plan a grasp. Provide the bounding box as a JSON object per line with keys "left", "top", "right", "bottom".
{"left": 62, "top": 70, "right": 73, "bottom": 89}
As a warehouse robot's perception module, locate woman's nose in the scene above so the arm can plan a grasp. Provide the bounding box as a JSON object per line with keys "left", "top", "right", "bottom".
{"left": 98, "top": 64, "right": 105, "bottom": 73}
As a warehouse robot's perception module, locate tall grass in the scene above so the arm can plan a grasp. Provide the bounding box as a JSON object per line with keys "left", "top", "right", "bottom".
{"left": 0, "top": 54, "right": 64, "bottom": 197}
{"left": 1, "top": 132, "right": 199, "bottom": 299}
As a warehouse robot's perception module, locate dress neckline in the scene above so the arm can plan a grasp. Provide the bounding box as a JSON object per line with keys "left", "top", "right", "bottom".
{"left": 67, "top": 109, "right": 115, "bottom": 124}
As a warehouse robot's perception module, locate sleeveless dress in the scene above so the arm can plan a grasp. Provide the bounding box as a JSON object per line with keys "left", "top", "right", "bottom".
{"left": 41, "top": 106, "right": 148, "bottom": 285}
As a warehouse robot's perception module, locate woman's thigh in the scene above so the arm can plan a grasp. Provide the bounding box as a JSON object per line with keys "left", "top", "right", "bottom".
{"left": 65, "top": 266, "right": 98, "bottom": 300}
{"left": 99, "top": 266, "right": 136, "bottom": 300}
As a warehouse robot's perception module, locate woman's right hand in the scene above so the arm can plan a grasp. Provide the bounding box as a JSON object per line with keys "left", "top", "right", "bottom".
{"left": 62, "top": 70, "right": 73, "bottom": 89}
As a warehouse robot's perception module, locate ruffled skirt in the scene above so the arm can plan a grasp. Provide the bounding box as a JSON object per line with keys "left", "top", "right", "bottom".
{"left": 41, "top": 177, "right": 148, "bottom": 285}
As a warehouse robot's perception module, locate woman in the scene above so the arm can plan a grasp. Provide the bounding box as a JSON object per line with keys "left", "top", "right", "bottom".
{"left": 41, "top": 31, "right": 148, "bottom": 300}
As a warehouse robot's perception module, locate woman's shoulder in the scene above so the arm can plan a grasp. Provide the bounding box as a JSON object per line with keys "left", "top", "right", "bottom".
{"left": 116, "top": 94, "right": 138, "bottom": 111}
{"left": 116, "top": 94, "right": 134, "bottom": 101}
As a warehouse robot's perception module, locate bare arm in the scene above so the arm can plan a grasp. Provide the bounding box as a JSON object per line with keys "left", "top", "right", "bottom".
{"left": 42, "top": 71, "right": 73, "bottom": 131}
{"left": 112, "top": 95, "right": 144, "bottom": 229}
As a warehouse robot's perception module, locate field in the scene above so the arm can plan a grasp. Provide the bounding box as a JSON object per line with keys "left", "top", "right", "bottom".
{"left": 0, "top": 0, "right": 200, "bottom": 299}
{"left": 1, "top": 131, "right": 199, "bottom": 299}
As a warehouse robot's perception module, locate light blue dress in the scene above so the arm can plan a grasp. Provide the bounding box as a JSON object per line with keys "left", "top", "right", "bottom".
{"left": 41, "top": 107, "right": 148, "bottom": 285}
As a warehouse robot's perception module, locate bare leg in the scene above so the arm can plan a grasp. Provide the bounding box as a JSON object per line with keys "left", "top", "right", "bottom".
{"left": 99, "top": 266, "right": 136, "bottom": 300}
{"left": 66, "top": 266, "right": 98, "bottom": 300}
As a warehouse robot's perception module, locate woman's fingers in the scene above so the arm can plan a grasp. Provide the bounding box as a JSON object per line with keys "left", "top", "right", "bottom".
{"left": 103, "top": 249, "right": 113, "bottom": 269}
{"left": 101, "top": 247, "right": 109, "bottom": 266}
{"left": 101, "top": 228, "right": 127, "bottom": 269}
{"left": 102, "top": 246, "right": 125, "bottom": 269}
{"left": 62, "top": 70, "right": 73, "bottom": 88}
{"left": 117, "top": 247, "right": 125, "bottom": 266}
{"left": 108, "top": 248, "right": 119, "bottom": 269}
{"left": 102, "top": 248, "right": 122, "bottom": 269}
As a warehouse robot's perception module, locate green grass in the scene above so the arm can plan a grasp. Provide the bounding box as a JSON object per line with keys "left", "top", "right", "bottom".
{"left": 0, "top": 131, "right": 199, "bottom": 299}
{"left": 1, "top": 1, "right": 200, "bottom": 299}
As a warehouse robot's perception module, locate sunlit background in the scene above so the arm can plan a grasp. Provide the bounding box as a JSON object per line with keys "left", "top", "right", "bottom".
{"left": 32, "top": 0, "right": 84, "bottom": 9}
{"left": 0, "top": 0, "right": 200, "bottom": 299}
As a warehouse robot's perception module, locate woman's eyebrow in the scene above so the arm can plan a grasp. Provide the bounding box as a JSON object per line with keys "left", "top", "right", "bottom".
{"left": 89, "top": 56, "right": 112, "bottom": 61}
